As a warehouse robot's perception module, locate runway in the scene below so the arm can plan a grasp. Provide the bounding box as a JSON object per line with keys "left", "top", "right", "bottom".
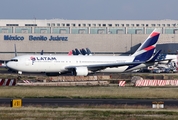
{"left": 0, "top": 98, "right": 178, "bottom": 107}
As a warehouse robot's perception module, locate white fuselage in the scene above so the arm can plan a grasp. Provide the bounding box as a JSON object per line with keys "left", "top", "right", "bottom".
{"left": 6, "top": 55, "right": 145, "bottom": 73}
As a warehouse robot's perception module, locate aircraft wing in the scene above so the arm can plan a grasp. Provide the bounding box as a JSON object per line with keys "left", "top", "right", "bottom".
{"left": 65, "top": 61, "right": 144, "bottom": 72}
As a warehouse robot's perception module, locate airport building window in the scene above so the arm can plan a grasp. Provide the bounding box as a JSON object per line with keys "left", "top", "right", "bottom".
{"left": 167, "top": 24, "right": 170, "bottom": 27}
{"left": 107, "top": 30, "right": 112, "bottom": 34}
{"left": 88, "top": 24, "right": 91, "bottom": 27}
{"left": 34, "top": 27, "right": 50, "bottom": 34}
{"left": 72, "top": 24, "right": 75, "bottom": 27}
{"left": 21, "top": 29, "right": 29, "bottom": 33}
{"left": 60, "top": 29, "right": 67, "bottom": 34}
{"left": 41, "top": 29, "right": 47, "bottom": 33}
{"left": 62, "top": 24, "right": 65, "bottom": 27}
{"left": 52, "top": 28, "right": 69, "bottom": 34}
{"left": 174, "top": 29, "right": 178, "bottom": 34}
{"left": 172, "top": 24, "right": 176, "bottom": 27}
{"left": 151, "top": 24, "right": 155, "bottom": 27}
{"left": 25, "top": 24, "right": 37, "bottom": 26}
{"left": 165, "top": 28, "right": 174, "bottom": 34}
{"left": 47, "top": 23, "right": 50, "bottom": 26}
{"left": 97, "top": 29, "right": 105, "bottom": 34}
{"left": 157, "top": 24, "right": 160, "bottom": 27}
{"left": 146, "top": 24, "right": 149, "bottom": 27}
{"left": 15, "top": 27, "right": 32, "bottom": 33}
{"left": 162, "top": 24, "right": 165, "bottom": 27}
{"left": 116, "top": 29, "right": 124, "bottom": 34}
{"left": 51, "top": 23, "right": 55, "bottom": 27}
{"left": 6, "top": 24, "right": 18, "bottom": 26}
{"left": 79, "top": 29, "right": 86, "bottom": 34}
{"left": 98, "top": 24, "right": 101, "bottom": 27}
{"left": 141, "top": 24, "right": 144, "bottom": 27}
{"left": 66, "top": 24, "right": 70, "bottom": 26}
{"left": 57, "top": 23, "right": 60, "bottom": 26}
{"left": 103, "top": 24, "right": 106, "bottom": 27}
{"left": 146, "top": 28, "right": 155, "bottom": 34}
{"left": 83, "top": 24, "right": 86, "bottom": 27}
{"left": 121, "top": 24, "right": 124, "bottom": 27}
{"left": 1, "top": 29, "right": 8, "bottom": 33}
{"left": 92, "top": 24, "right": 96, "bottom": 27}
{"left": 108, "top": 28, "right": 123, "bottom": 34}
{"left": 115, "top": 24, "right": 119, "bottom": 27}
{"left": 71, "top": 28, "right": 88, "bottom": 34}
{"left": 108, "top": 24, "right": 112, "bottom": 27}
{"left": 136, "top": 29, "right": 143, "bottom": 34}
{"left": 0, "top": 27, "right": 12, "bottom": 33}
{"left": 136, "top": 24, "right": 139, "bottom": 27}
{"left": 131, "top": 24, "right": 134, "bottom": 27}
{"left": 78, "top": 24, "right": 81, "bottom": 27}
{"left": 126, "top": 24, "right": 129, "bottom": 27}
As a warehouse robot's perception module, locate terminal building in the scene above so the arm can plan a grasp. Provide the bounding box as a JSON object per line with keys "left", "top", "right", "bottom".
{"left": 0, "top": 19, "right": 178, "bottom": 60}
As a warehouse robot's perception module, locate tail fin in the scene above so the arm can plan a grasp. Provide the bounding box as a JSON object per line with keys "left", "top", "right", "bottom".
{"left": 75, "top": 48, "right": 81, "bottom": 55}
{"left": 86, "top": 48, "right": 92, "bottom": 55}
{"left": 82, "top": 48, "right": 88, "bottom": 55}
{"left": 40, "top": 50, "right": 44, "bottom": 55}
{"left": 68, "top": 50, "right": 73, "bottom": 56}
{"left": 72, "top": 50, "right": 77, "bottom": 55}
{"left": 131, "top": 28, "right": 160, "bottom": 62}
{"left": 80, "top": 48, "right": 86, "bottom": 55}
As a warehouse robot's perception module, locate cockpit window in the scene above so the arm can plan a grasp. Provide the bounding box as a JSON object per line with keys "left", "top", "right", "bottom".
{"left": 10, "top": 59, "right": 18, "bottom": 62}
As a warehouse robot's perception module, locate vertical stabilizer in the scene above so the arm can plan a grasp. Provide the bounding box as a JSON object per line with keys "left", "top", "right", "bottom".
{"left": 131, "top": 28, "right": 160, "bottom": 62}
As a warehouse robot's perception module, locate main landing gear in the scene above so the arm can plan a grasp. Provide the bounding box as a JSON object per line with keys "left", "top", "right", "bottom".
{"left": 17, "top": 71, "right": 22, "bottom": 80}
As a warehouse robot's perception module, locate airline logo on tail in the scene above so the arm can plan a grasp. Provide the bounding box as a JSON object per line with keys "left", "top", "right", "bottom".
{"left": 132, "top": 29, "right": 160, "bottom": 62}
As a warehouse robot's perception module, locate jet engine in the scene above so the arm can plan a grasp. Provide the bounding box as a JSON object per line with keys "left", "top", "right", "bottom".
{"left": 73, "top": 67, "right": 88, "bottom": 76}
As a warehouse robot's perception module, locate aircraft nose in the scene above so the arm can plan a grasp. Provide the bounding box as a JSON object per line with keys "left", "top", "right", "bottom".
{"left": 6, "top": 61, "right": 13, "bottom": 68}
{"left": 6, "top": 62, "right": 10, "bottom": 67}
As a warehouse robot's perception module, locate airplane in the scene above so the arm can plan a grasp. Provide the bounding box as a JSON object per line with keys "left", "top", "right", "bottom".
{"left": 157, "top": 54, "right": 176, "bottom": 64}
{"left": 6, "top": 28, "right": 160, "bottom": 76}
{"left": 156, "top": 53, "right": 177, "bottom": 71}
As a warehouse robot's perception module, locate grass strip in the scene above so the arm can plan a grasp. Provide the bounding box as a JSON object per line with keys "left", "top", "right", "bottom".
{"left": 1, "top": 107, "right": 178, "bottom": 120}
{"left": 0, "top": 86, "right": 178, "bottom": 99}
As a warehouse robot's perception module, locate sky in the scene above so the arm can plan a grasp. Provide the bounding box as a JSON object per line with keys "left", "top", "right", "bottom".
{"left": 0, "top": 0, "right": 178, "bottom": 20}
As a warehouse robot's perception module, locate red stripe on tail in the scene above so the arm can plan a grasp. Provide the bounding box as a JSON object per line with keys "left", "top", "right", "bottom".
{"left": 150, "top": 32, "right": 159, "bottom": 37}
{"left": 144, "top": 46, "right": 155, "bottom": 51}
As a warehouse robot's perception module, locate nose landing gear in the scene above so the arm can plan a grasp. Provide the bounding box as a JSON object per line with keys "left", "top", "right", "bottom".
{"left": 17, "top": 71, "right": 22, "bottom": 80}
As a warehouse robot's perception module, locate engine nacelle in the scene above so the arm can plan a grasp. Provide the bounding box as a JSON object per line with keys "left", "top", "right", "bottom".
{"left": 74, "top": 67, "right": 88, "bottom": 76}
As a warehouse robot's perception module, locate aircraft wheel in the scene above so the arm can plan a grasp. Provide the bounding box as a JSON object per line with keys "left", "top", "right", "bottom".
{"left": 17, "top": 76, "right": 21, "bottom": 80}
